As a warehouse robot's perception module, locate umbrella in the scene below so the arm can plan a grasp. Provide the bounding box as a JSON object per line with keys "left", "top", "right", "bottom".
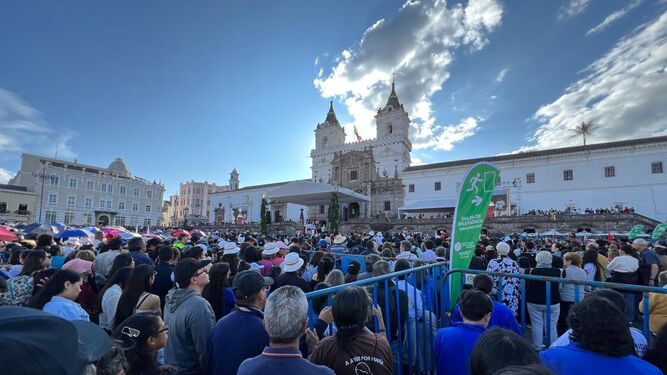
{"left": 50, "top": 222, "right": 66, "bottom": 231}
{"left": 84, "top": 226, "right": 100, "bottom": 234}
{"left": 540, "top": 229, "right": 565, "bottom": 236}
{"left": 142, "top": 233, "right": 159, "bottom": 238}
{"left": 119, "top": 232, "right": 141, "bottom": 239}
{"left": 171, "top": 229, "right": 189, "bottom": 238}
{"left": 23, "top": 223, "right": 42, "bottom": 233}
{"left": 190, "top": 229, "right": 207, "bottom": 238}
{"left": 56, "top": 229, "right": 94, "bottom": 239}
{"left": 31, "top": 224, "right": 60, "bottom": 236}
{"left": 0, "top": 227, "right": 18, "bottom": 242}
{"left": 575, "top": 231, "right": 593, "bottom": 237}
{"left": 102, "top": 226, "right": 126, "bottom": 234}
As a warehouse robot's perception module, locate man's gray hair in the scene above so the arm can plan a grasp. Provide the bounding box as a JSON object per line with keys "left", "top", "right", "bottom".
{"left": 535, "top": 251, "right": 553, "bottom": 266}
{"left": 373, "top": 260, "right": 392, "bottom": 276}
{"left": 400, "top": 240, "right": 412, "bottom": 252}
{"left": 263, "top": 286, "right": 308, "bottom": 343}
{"left": 633, "top": 238, "right": 648, "bottom": 248}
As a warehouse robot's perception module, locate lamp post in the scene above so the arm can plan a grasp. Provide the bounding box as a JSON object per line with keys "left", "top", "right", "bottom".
{"left": 32, "top": 162, "right": 52, "bottom": 223}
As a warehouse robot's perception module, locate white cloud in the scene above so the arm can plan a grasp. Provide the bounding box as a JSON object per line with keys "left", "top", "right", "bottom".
{"left": 410, "top": 155, "right": 425, "bottom": 166}
{"left": 0, "top": 168, "right": 14, "bottom": 184}
{"left": 586, "top": 0, "right": 642, "bottom": 36}
{"left": 0, "top": 88, "right": 77, "bottom": 162}
{"left": 560, "top": 0, "right": 592, "bottom": 19}
{"left": 313, "top": 0, "right": 503, "bottom": 151}
{"left": 522, "top": 11, "right": 667, "bottom": 152}
{"left": 495, "top": 67, "right": 509, "bottom": 82}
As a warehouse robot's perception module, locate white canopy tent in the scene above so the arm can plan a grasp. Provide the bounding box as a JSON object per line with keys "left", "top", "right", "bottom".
{"left": 265, "top": 181, "right": 370, "bottom": 205}
{"left": 398, "top": 198, "right": 458, "bottom": 213}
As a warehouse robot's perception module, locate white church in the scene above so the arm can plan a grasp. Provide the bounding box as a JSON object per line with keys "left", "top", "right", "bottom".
{"left": 209, "top": 84, "right": 667, "bottom": 224}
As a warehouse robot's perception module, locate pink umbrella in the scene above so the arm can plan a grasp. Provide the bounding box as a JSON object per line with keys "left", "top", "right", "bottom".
{"left": 171, "top": 229, "right": 189, "bottom": 238}
{"left": 0, "top": 227, "right": 18, "bottom": 242}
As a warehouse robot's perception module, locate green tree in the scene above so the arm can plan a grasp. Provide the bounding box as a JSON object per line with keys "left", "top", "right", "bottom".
{"left": 572, "top": 120, "right": 596, "bottom": 146}
{"left": 260, "top": 198, "right": 268, "bottom": 234}
{"left": 328, "top": 192, "right": 340, "bottom": 233}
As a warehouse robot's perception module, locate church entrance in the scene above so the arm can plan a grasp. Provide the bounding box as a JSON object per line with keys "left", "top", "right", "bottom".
{"left": 98, "top": 215, "right": 109, "bottom": 226}
{"left": 348, "top": 202, "right": 360, "bottom": 219}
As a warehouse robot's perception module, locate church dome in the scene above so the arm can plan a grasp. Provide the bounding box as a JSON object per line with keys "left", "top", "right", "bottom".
{"left": 108, "top": 158, "right": 131, "bottom": 177}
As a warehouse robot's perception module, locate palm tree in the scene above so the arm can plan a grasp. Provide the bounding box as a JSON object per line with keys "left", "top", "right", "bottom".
{"left": 572, "top": 121, "right": 596, "bottom": 146}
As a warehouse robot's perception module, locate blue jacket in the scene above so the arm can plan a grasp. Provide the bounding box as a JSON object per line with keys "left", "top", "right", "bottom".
{"left": 434, "top": 322, "right": 486, "bottom": 375}
{"left": 208, "top": 306, "right": 269, "bottom": 375}
{"left": 43, "top": 296, "right": 89, "bottom": 321}
{"left": 540, "top": 342, "right": 662, "bottom": 375}
{"left": 238, "top": 347, "right": 334, "bottom": 375}
{"left": 451, "top": 301, "right": 521, "bottom": 335}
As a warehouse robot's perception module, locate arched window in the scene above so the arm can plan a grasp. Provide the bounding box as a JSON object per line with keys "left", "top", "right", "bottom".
{"left": 388, "top": 124, "right": 393, "bottom": 134}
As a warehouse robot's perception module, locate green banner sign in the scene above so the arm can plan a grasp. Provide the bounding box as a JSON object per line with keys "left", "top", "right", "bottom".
{"left": 449, "top": 162, "right": 500, "bottom": 306}
{"left": 628, "top": 224, "right": 645, "bottom": 241}
{"left": 653, "top": 223, "right": 667, "bottom": 241}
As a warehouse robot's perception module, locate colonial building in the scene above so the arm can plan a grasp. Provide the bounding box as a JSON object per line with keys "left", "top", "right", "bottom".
{"left": 9, "top": 154, "right": 165, "bottom": 227}
{"left": 0, "top": 184, "right": 37, "bottom": 224}
{"left": 171, "top": 180, "right": 229, "bottom": 226}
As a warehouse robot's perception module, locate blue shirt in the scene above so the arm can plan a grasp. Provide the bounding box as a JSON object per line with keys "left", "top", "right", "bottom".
{"left": 451, "top": 301, "right": 521, "bottom": 335}
{"left": 130, "top": 251, "right": 155, "bottom": 267}
{"left": 238, "top": 347, "right": 334, "bottom": 375}
{"left": 208, "top": 306, "right": 269, "bottom": 375}
{"left": 434, "top": 322, "right": 486, "bottom": 375}
{"left": 43, "top": 296, "right": 90, "bottom": 321}
{"left": 540, "top": 342, "right": 662, "bottom": 375}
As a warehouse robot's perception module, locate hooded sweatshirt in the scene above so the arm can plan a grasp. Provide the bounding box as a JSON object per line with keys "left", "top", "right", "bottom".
{"left": 164, "top": 287, "right": 216, "bottom": 375}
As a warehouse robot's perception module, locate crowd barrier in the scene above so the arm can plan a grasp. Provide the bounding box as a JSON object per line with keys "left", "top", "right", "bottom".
{"left": 304, "top": 260, "right": 667, "bottom": 375}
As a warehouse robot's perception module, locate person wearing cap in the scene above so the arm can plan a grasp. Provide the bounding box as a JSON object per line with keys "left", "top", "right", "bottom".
{"left": 63, "top": 237, "right": 81, "bottom": 257}
{"left": 208, "top": 270, "right": 274, "bottom": 375}
{"left": 128, "top": 236, "right": 155, "bottom": 267}
{"left": 329, "top": 234, "right": 348, "bottom": 254}
{"left": 0, "top": 306, "right": 113, "bottom": 374}
{"left": 164, "top": 258, "right": 215, "bottom": 375}
{"left": 238, "top": 286, "right": 334, "bottom": 374}
{"left": 272, "top": 252, "right": 311, "bottom": 293}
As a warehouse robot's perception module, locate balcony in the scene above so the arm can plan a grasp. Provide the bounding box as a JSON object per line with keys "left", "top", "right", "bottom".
{"left": 14, "top": 210, "right": 31, "bottom": 216}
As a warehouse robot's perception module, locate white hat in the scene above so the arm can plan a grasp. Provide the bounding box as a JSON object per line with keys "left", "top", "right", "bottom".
{"left": 333, "top": 234, "right": 347, "bottom": 244}
{"left": 369, "top": 231, "right": 375, "bottom": 236}
{"left": 262, "top": 242, "right": 279, "bottom": 255}
{"left": 223, "top": 242, "right": 240, "bottom": 255}
{"left": 66, "top": 238, "right": 80, "bottom": 246}
{"left": 217, "top": 240, "right": 227, "bottom": 248}
{"left": 282, "top": 252, "right": 304, "bottom": 273}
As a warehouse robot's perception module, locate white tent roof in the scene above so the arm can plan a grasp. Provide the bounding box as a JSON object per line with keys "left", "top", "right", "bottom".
{"left": 398, "top": 198, "right": 458, "bottom": 212}
{"left": 265, "top": 181, "right": 369, "bottom": 205}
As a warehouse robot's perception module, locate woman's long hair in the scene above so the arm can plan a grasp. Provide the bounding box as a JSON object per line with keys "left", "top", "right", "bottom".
{"left": 108, "top": 253, "right": 134, "bottom": 280}
{"left": 19, "top": 250, "right": 47, "bottom": 276}
{"left": 583, "top": 250, "right": 602, "bottom": 281}
{"left": 112, "top": 313, "right": 164, "bottom": 375}
{"left": 202, "top": 263, "right": 231, "bottom": 320}
{"left": 316, "top": 256, "right": 335, "bottom": 282}
{"left": 113, "top": 265, "right": 154, "bottom": 329}
{"left": 332, "top": 286, "right": 371, "bottom": 347}
{"left": 29, "top": 269, "right": 82, "bottom": 309}
{"left": 96, "top": 267, "right": 133, "bottom": 314}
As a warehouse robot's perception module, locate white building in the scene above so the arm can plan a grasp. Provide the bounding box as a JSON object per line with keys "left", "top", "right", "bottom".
{"left": 402, "top": 136, "right": 667, "bottom": 221}
{"left": 9, "top": 154, "right": 165, "bottom": 227}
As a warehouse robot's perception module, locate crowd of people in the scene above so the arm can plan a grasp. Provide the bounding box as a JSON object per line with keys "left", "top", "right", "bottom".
{"left": 0, "top": 226, "right": 666, "bottom": 374}
{"left": 522, "top": 206, "right": 636, "bottom": 216}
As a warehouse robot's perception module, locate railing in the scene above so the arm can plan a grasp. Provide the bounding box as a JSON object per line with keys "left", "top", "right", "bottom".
{"left": 303, "top": 260, "right": 667, "bottom": 375}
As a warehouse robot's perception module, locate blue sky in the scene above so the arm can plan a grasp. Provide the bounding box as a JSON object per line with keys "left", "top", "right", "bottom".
{"left": 1, "top": 0, "right": 666, "bottom": 197}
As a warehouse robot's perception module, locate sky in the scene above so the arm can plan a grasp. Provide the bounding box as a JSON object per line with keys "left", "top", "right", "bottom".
{"left": 1, "top": 0, "right": 666, "bottom": 197}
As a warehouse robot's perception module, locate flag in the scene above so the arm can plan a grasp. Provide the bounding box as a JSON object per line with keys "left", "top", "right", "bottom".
{"left": 354, "top": 125, "right": 362, "bottom": 142}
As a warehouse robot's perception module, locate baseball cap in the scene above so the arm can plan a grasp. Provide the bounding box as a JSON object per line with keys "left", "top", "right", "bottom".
{"left": 173, "top": 258, "right": 211, "bottom": 287}
{"left": 232, "top": 270, "right": 273, "bottom": 300}
{"left": 0, "top": 306, "right": 110, "bottom": 375}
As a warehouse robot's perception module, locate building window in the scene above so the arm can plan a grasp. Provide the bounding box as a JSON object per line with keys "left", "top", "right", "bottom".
{"left": 119, "top": 202, "right": 125, "bottom": 210}
{"left": 146, "top": 205, "right": 151, "bottom": 213}
{"left": 108, "top": 184, "right": 113, "bottom": 193}
{"left": 350, "top": 171, "right": 358, "bottom": 181}
{"left": 64, "top": 212, "right": 74, "bottom": 225}
{"left": 69, "top": 178, "right": 77, "bottom": 188}
{"left": 85, "top": 198, "right": 92, "bottom": 208}
{"left": 384, "top": 201, "right": 391, "bottom": 211}
{"left": 652, "top": 162, "right": 663, "bottom": 174}
{"left": 17, "top": 204, "right": 28, "bottom": 213}
{"left": 563, "top": 170, "right": 573, "bottom": 181}
{"left": 526, "top": 173, "right": 535, "bottom": 184}
{"left": 147, "top": 190, "right": 152, "bottom": 199}
{"left": 116, "top": 216, "right": 126, "bottom": 226}
{"left": 50, "top": 176, "right": 59, "bottom": 186}
{"left": 106, "top": 200, "right": 112, "bottom": 208}
{"left": 99, "top": 200, "right": 105, "bottom": 208}
{"left": 48, "top": 194, "right": 57, "bottom": 204}
{"left": 45, "top": 211, "right": 57, "bottom": 223}
{"left": 408, "top": 184, "right": 415, "bottom": 193}
{"left": 101, "top": 183, "right": 107, "bottom": 193}
{"left": 82, "top": 214, "right": 92, "bottom": 225}
{"left": 132, "top": 203, "right": 138, "bottom": 211}
{"left": 0, "top": 202, "right": 6, "bottom": 213}
{"left": 434, "top": 182, "right": 441, "bottom": 191}
{"left": 144, "top": 218, "right": 151, "bottom": 227}
{"left": 86, "top": 181, "right": 94, "bottom": 191}
{"left": 388, "top": 124, "right": 393, "bottom": 134}
{"left": 120, "top": 186, "right": 126, "bottom": 195}
{"left": 319, "top": 205, "right": 325, "bottom": 214}
{"left": 67, "top": 196, "right": 75, "bottom": 206}
{"left": 134, "top": 188, "right": 140, "bottom": 197}
{"left": 604, "top": 166, "right": 615, "bottom": 178}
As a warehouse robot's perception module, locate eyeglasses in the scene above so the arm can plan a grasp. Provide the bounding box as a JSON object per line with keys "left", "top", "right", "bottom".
{"left": 158, "top": 327, "right": 169, "bottom": 333}
{"left": 194, "top": 269, "right": 209, "bottom": 277}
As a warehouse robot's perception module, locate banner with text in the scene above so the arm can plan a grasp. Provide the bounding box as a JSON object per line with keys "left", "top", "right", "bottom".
{"left": 448, "top": 162, "right": 500, "bottom": 306}
{"left": 629, "top": 224, "right": 645, "bottom": 241}
{"left": 653, "top": 223, "right": 667, "bottom": 241}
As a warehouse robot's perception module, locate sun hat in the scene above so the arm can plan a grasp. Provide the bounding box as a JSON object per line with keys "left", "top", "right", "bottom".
{"left": 66, "top": 237, "right": 81, "bottom": 246}
{"left": 262, "top": 242, "right": 279, "bottom": 256}
{"left": 369, "top": 231, "right": 375, "bottom": 236}
{"left": 222, "top": 242, "right": 240, "bottom": 255}
{"left": 274, "top": 240, "right": 288, "bottom": 249}
{"left": 0, "top": 306, "right": 110, "bottom": 374}
{"left": 232, "top": 270, "right": 273, "bottom": 299}
{"left": 62, "top": 258, "right": 93, "bottom": 274}
{"left": 333, "top": 234, "right": 347, "bottom": 244}
{"left": 173, "top": 258, "right": 212, "bottom": 288}
{"left": 281, "top": 252, "right": 305, "bottom": 273}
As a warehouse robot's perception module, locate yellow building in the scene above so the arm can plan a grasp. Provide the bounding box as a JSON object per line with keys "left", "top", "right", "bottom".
{"left": 0, "top": 184, "right": 37, "bottom": 224}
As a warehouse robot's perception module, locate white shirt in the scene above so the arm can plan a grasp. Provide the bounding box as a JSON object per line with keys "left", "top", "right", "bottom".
{"left": 396, "top": 279, "right": 423, "bottom": 319}
{"left": 419, "top": 249, "right": 437, "bottom": 263}
{"left": 552, "top": 327, "right": 648, "bottom": 357}
{"left": 396, "top": 251, "right": 419, "bottom": 262}
{"left": 607, "top": 255, "right": 639, "bottom": 273}
{"left": 99, "top": 284, "right": 122, "bottom": 330}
